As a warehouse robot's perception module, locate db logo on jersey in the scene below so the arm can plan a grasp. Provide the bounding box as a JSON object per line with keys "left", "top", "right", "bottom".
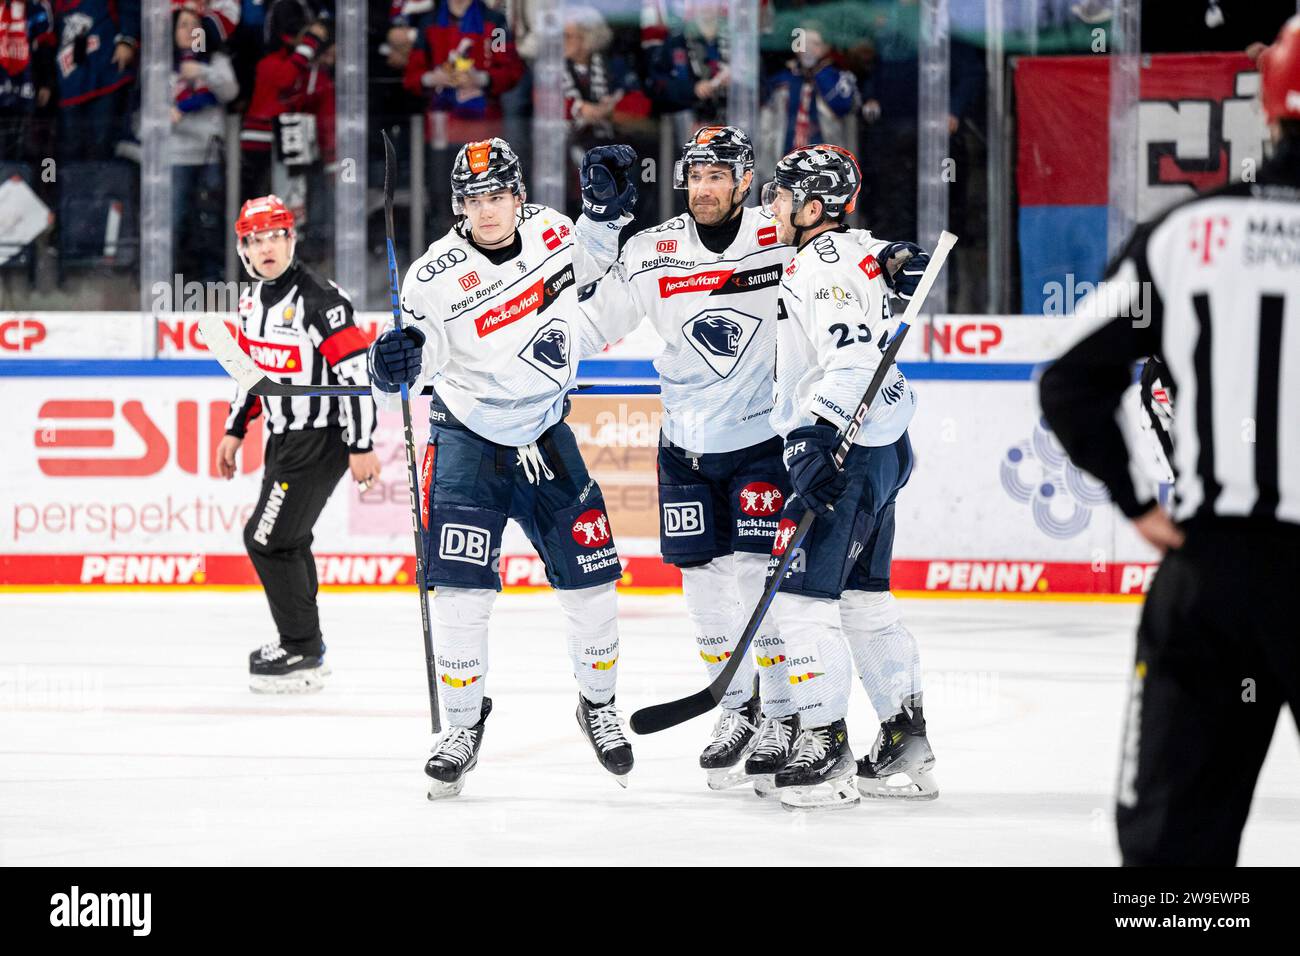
{"left": 459, "top": 271, "right": 480, "bottom": 291}
{"left": 738, "top": 482, "right": 783, "bottom": 516}
{"left": 572, "top": 509, "right": 611, "bottom": 548}
{"left": 771, "top": 518, "right": 798, "bottom": 556}
{"left": 662, "top": 501, "right": 704, "bottom": 537}
{"left": 858, "top": 255, "right": 882, "bottom": 279}
{"left": 439, "top": 524, "right": 491, "bottom": 566}
{"left": 756, "top": 226, "right": 778, "bottom": 246}
{"left": 656, "top": 240, "right": 677, "bottom": 253}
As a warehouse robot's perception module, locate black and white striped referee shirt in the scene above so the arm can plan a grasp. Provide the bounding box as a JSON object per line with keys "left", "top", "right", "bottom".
{"left": 224, "top": 261, "right": 377, "bottom": 452}
{"left": 1041, "top": 138, "right": 1299, "bottom": 528}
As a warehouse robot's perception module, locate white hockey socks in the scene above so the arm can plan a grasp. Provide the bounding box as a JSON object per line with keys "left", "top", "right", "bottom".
{"left": 769, "top": 592, "right": 851, "bottom": 728}
{"left": 841, "top": 589, "right": 922, "bottom": 721}
{"left": 733, "top": 551, "right": 794, "bottom": 717}
{"left": 555, "top": 581, "right": 620, "bottom": 705}
{"left": 432, "top": 587, "right": 496, "bottom": 727}
{"left": 682, "top": 557, "right": 755, "bottom": 710}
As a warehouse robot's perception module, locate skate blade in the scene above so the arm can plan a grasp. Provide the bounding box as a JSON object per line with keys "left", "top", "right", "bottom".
{"left": 426, "top": 777, "right": 467, "bottom": 801}
{"left": 705, "top": 766, "right": 756, "bottom": 791}
{"left": 249, "top": 668, "right": 327, "bottom": 695}
{"left": 613, "top": 774, "right": 629, "bottom": 789}
{"left": 779, "top": 777, "right": 860, "bottom": 812}
{"left": 752, "top": 774, "right": 777, "bottom": 798}
{"left": 857, "top": 771, "right": 939, "bottom": 801}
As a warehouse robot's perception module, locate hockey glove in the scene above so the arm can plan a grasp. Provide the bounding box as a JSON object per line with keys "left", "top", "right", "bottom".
{"left": 368, "top": 326, "right": 425, "bottom": 393}
{"left": 580, "top": 144, "right": 638, "bottom": 222}
{"left": 783, "top": 423, "right": 848, "bottom": 517}
{"left": 879, "top": 241, "right": 930, "bottom": 301}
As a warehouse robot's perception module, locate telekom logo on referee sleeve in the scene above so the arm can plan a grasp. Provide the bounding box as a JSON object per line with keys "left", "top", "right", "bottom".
{"left": 474, "top": 280, "right": 544, "bottom": 336}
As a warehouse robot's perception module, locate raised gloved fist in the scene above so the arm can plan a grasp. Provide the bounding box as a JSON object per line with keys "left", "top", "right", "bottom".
{"left": 783, "top": 423, "right": 848, "bottom": 517}
{"left": 878, "top": 240, "right": 930, "bottom": 301}
{"left": 580, "top": 144, "right": 638, "bottom": 222}
{"left": 368, "top": 325, "right": 425, "bottom": 393}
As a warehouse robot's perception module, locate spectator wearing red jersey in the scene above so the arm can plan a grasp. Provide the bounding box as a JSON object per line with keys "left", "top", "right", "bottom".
{"left": 0, "top": 0, "right": 55, "bottom": 160}
{"left": 395, "top": 0, "right": 524, "bottom": 235}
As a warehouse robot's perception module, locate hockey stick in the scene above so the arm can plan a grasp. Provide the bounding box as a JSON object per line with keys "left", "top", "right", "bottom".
{"left": 629, "top": 230, "right": 958, "bottom": 736}
{"left": 381, "top": 130, "right": 441, "bottom": 734}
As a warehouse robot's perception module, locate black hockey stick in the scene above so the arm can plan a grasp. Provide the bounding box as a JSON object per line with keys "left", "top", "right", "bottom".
{"left": 629, "top": 231, "right": 957, "bottom": 735}
{"left": 381, "top": 130, "right": 442, "bottom": 734}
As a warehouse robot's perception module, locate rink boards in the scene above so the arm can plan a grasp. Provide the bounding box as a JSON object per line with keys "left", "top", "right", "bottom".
{"left": 0, "top": 312, "right": 1163, "bottom": 596}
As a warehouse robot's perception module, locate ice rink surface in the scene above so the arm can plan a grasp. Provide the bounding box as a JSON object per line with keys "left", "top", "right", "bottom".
{"left": 2, "top": 591, "right": 1297, "bottom": 866}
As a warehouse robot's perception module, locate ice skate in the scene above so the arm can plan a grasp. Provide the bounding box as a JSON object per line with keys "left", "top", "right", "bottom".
{"left": 745, "top": 713, "right": 800, "bottom": 798}
{"left": 248, "top": 642, "right": 331, "bottom": 694}
{"left": 426, "top": 698, "right": 492, "bottom": 800}
{"left": 577, "top": 694, "right": 633, "bottom": 787}
{"left": 700, "top": 696, "right": 761, "bottom": 790}
{"left": 776, "top": 719, "right": 860, "bottom": 811}
{"left": 856, "top": 696, "right": 939, "bottom": 800}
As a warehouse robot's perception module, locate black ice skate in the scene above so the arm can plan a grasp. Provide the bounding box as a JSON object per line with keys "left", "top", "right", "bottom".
{"left": 576, "top": 694, "right": 633, "bottom": 787}
{"left": 700, "top": 695, "right": 762, "bottom": 791}
{"left": 248, "top": 642, "right": 330, "bottom": 694}
{"left": 425, "top": 697, "right": 492, "bottom": 800}
{"left": 745, "top": 713, "right": 800, "bottom": 798}
{"left": 856, "top": 695, "right": 938, "bottom": 800}
{"left": 775, "top": 719, "right": 859, "bottom": 811}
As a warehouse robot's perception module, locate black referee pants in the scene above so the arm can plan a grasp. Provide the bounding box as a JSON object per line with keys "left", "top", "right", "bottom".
{"left": 1118, "top": 519, "right": 1300, "bottom": 866}
{"left": 242, "top": 428, "right": 350, "bottom": 654}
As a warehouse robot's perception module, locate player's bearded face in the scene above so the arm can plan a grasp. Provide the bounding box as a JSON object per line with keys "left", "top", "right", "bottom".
{"left": 242, "top": 229, "right": 293, "bottom": 280}
{"left": 688, "top": 165, "right": 745, "bottom": 225}
{"left": 464, "top": 190, "right": 522, "bottom": 246}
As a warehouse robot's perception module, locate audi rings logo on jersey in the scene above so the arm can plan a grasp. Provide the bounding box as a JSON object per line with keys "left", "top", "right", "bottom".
{"left": 656, "top": 239, "right": 678, "bottom": 253}
{"left": 1000, "top": 418, "right": 1110, "bottom": 540}
{"left": 572, "top": 509, "right": 611, "bottom": 548}
{"left": 738, "top": 482, "right": 783, "bottom": 516}
{"left": 812, "top": 236, "right": 840, "bottom": 263}
{"left": 771, "top": 518, "right": 798, "bottom": 556}
{"left": 459, "top": 271, "right": 480, "bottom": 291}
{"left": 416, "top": 248, "right": 468, "bottom": 281}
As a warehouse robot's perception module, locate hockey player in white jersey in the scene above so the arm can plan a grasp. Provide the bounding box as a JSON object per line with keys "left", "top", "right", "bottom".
{"left": 760, "top": 144, "right": 938, "bottom": 809}
{"left": 365, "top": 138, "right": 640, "bottom": 798}
{"left": 582, "top": 127, "right": 934, "bottom": 794}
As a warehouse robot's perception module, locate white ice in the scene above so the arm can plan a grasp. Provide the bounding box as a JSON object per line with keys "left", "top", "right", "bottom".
{"left": 1, "top": 592, "right": 1297, "bottom": 866}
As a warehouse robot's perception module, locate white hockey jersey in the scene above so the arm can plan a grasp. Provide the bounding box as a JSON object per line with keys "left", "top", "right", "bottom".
{"left": 585, "top": 206, "right": 791, "bottom": 453}
{"left": 378, "top": 205, "right": 616, "bottom": 446}
{"left": 771, "top": 227, "right": 916, "bottom": 447}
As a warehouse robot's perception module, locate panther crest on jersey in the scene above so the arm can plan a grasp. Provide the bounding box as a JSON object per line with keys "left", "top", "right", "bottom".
{"left": 682, "top": 307, "right": 762, "bottom": 379}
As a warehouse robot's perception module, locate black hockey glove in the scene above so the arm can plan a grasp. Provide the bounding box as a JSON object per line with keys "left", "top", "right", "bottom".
{"left": 368, "top": 326, "right": 425, "bottom": 393}
{"left": 783, "top": 423, "right": 848, "bottom": 517}
{"left": 580, "top": 144, "right": 638, "bottom": 222}
{"left": 879, "top": 241, "right": 930, "bottom": 301}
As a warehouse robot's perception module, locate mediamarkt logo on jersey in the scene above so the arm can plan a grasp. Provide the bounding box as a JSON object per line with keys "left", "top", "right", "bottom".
{"left": 475, "top": 280, "right": 544, "bottom": 336}
{"left": 658, "top": 270, "right": 733, "bottom": 297}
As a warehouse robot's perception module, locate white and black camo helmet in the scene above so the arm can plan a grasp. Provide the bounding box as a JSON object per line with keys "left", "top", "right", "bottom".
{"left": 761, "top": 143, "right": 862, "bottom": 220}
{"left": 672, "top": 125, "right": 756, "bottom": 190}
{"left": 450, "top": 137, "right": 526, "bottom": 214}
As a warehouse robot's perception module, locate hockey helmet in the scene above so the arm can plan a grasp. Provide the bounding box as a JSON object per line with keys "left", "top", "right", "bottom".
{"left": 235, "top": 194, "right": 296, "bottom": 277}
{"left": 1259, "top": 16, "right": 1300, "bottom": 123}
{"left": 450, "top": 138, "right": 526, "bottom": 215}
{"left": 761, "top": 144, "right": 861, "bottom": 220}
{"left": 673, "top": 125, "right": 756, "bottom": 189}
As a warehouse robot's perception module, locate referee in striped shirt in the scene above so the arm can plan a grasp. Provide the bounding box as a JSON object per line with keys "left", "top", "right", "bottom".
{"left": 1041, "top": 19, "right": 1300, "bottom": 865}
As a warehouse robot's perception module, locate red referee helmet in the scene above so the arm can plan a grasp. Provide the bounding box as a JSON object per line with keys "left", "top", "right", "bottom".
{"left": 234, "top": 195, "right": 296, "bottom": 277}
{"left": 1259, "top": 16, "right": 1300, "bottom": 123}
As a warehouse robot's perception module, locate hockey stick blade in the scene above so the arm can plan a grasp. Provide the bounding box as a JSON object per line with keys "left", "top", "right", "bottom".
{"left": 629, "top": 230, "right": 957, "bottom": 736}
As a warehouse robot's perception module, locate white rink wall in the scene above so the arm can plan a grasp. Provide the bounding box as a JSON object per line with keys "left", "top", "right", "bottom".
{"left": 0, "top": 313, "right": 1162, "bottom": 595}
